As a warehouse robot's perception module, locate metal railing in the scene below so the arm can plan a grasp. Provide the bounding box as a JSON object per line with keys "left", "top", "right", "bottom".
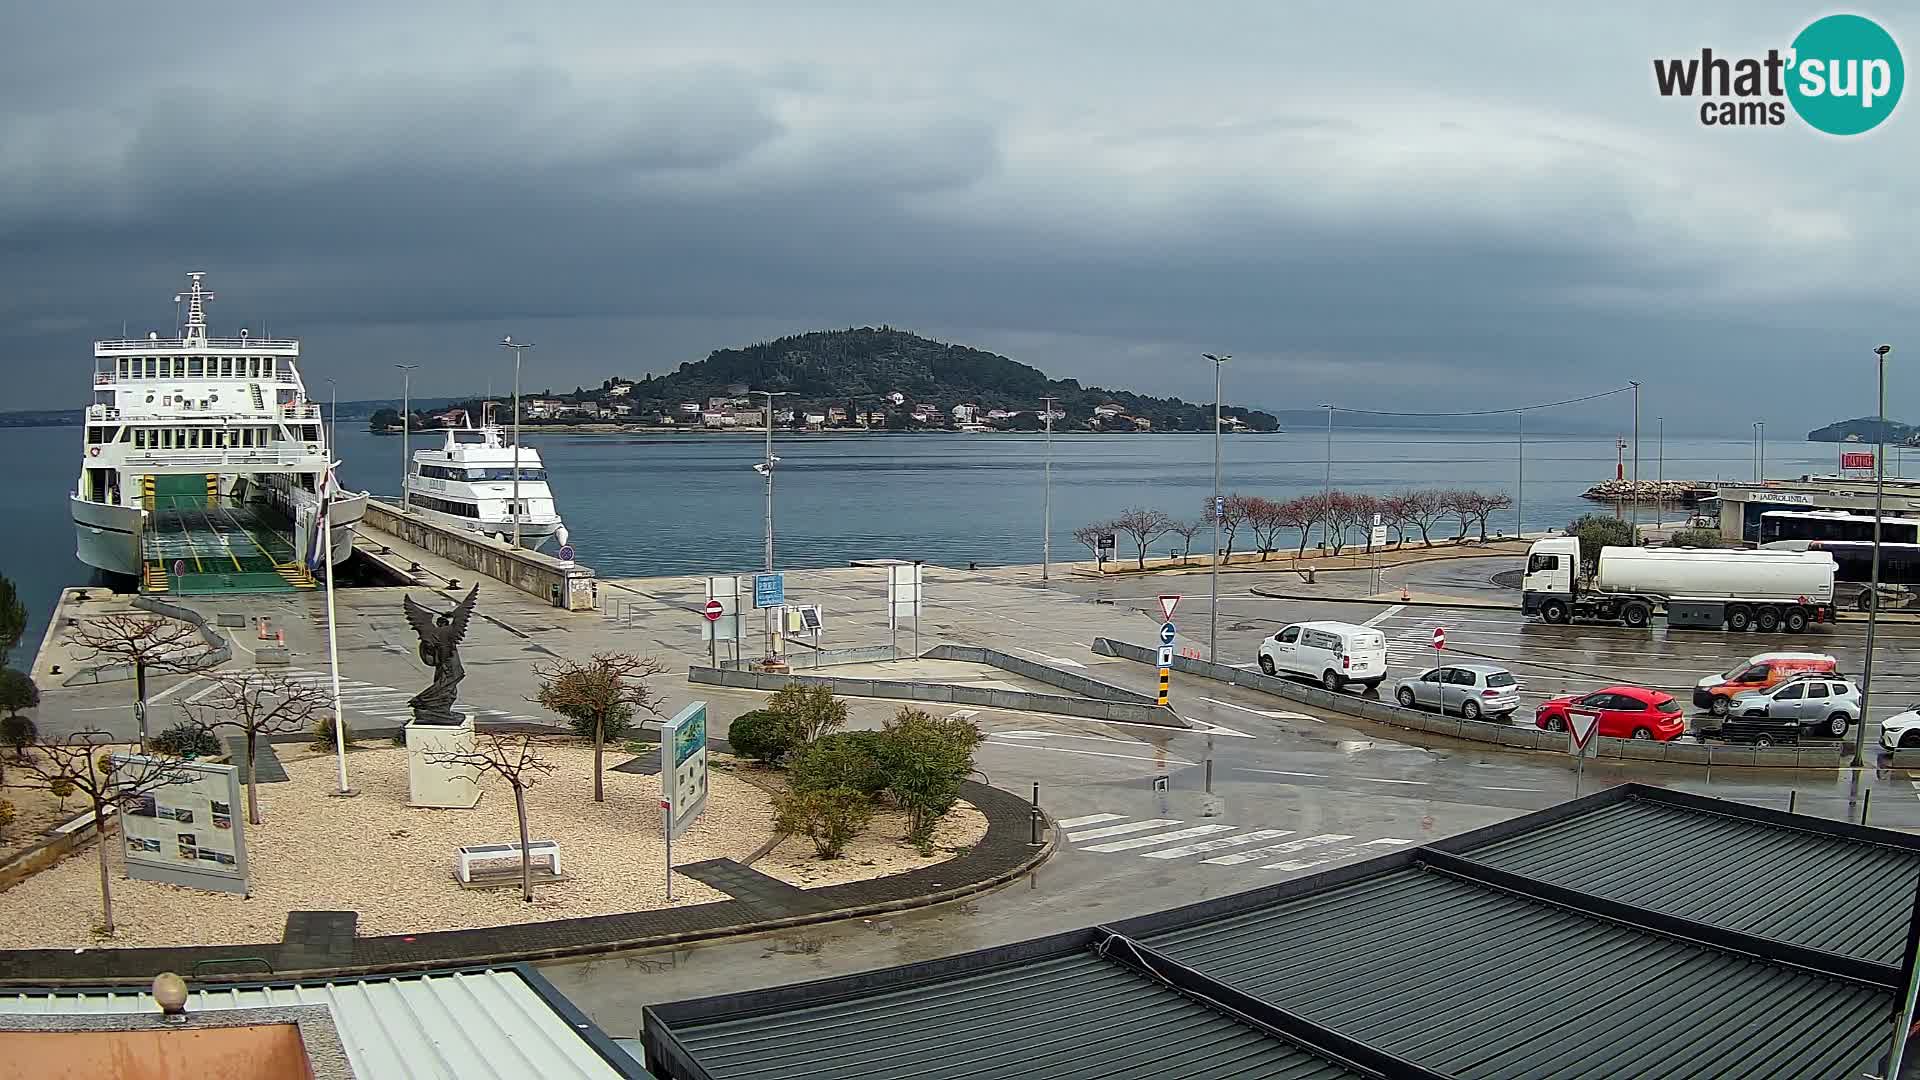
{"left": 125, "top": 449, "right": 321, "bottom": 468}
{"left": 97, "top": 337, "right": 299, "bottom": 352}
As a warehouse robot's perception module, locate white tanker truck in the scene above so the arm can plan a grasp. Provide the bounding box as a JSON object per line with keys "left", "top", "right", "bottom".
{"left": 1520, "top": 536, "right": 1836, "bottom": 632}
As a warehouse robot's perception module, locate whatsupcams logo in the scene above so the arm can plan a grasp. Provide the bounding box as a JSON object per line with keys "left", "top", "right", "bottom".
{"left": 1653, "top": 13, "right": 1903, "bottom": 134}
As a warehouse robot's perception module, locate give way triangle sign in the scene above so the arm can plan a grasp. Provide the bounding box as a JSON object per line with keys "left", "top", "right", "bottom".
{"left": 1158, "top": 595, "right": 1180, "bottom": 622}
{"left": 1567, "top": 710, "right": 1600, "bottom": 755}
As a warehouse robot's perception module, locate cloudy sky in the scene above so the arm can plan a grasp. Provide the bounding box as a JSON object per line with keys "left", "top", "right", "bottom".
{"left": 2, "top": 1, "right": 1912, "bottom": 428}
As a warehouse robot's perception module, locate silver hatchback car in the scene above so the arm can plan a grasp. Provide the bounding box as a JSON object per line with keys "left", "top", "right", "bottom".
{"left": 1394, "top": 663, "right": 1520, "bottom": 721}
{"left": 1729, "top": 674, "right": 1860, "bottom": 739}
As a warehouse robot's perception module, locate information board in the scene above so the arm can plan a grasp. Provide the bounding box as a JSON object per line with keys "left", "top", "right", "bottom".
{"left": 661, "top": 702, "right": 710, "bottom": 840}
{"left": 115, "top": 754, "right": 250, "bottom": 895}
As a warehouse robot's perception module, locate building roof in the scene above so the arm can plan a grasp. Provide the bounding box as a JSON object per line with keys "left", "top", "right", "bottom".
{"left": 642, "top": 785, "right": 1917, "bottom": 1080}
{"left": 1, "top": 966, "right": 649, "bottom": 1080}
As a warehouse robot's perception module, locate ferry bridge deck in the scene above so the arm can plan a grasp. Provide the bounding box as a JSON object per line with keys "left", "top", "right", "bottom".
{"left": 138, "top": 478, "right": 314, "bottom": 595}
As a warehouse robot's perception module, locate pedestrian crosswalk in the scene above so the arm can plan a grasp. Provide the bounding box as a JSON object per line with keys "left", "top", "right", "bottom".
{"left": 196, "top": 668, "right": 558, "bottom": 730}
{"left": 1054, "top": 812, "right": 1415, "bottom": 872}
{"left": 1383, "top": 608, "right": 1480, "bottom": 668}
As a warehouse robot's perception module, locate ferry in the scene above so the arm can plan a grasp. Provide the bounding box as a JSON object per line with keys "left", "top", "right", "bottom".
{"left": 70, "top": 273, "right": 367, "bottom": 592}
{"left": 403, "top": 406, "right": 567, "bottom": 551}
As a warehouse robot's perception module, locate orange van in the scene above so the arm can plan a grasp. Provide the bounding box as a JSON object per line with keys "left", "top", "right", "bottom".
{"left": 1693, "top": 652, "right": 1841, "bottom": 716}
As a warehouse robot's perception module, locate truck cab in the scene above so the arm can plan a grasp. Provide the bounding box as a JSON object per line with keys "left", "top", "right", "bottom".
{"left": 1521, "top": 537, "right": 1580, "bottom": 618}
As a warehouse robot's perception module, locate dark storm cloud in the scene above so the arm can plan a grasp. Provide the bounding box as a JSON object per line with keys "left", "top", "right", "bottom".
{"left": 0, "top": 1, "right": 1912, "bottom": 426}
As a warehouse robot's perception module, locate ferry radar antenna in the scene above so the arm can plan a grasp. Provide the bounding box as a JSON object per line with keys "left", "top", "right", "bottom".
{"left": 177, "top": 272, "right": 216, "bottom": 344}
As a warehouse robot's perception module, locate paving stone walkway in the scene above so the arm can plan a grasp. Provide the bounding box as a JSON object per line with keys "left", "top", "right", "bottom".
{"left": 225, "top": 737, "right": 288, "bottom": 783}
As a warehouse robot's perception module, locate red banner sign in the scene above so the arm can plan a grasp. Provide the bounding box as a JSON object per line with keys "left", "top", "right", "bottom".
{"left": 1841, "top": 452, "right": 1875, "bottom": 470}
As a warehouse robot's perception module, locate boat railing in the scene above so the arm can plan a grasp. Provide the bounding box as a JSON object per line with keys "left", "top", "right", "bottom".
{"left": 96, "top": 336, "right": 300, "bottom": 353}
{"left": 123, "top": 449, "right": 321, "bottom": 469}
{"left": 280, "top": 404, "right": 322, "bottom": 420}
{"left": 85, "top": 405, "right": 123, "bottom": 420}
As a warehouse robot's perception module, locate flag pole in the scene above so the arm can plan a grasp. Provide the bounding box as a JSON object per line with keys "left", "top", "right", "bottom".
{"left": 320, "top": 462, "right": 352, "bottom": 795}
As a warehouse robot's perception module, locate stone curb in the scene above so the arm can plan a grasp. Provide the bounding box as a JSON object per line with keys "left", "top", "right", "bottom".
{"left": 0, "top": 780, "right": 1054, "bottom": 987}
{"left": 1245, "top": 586, "right": 1517, "bottom": 610}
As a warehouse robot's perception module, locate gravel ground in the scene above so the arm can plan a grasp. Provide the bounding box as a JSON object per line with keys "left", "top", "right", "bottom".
{"left": 757, "top": 802, "right": 987, "bottom": 889}
{"left": 0, "top": 743, "right": 781, "bottom": 948}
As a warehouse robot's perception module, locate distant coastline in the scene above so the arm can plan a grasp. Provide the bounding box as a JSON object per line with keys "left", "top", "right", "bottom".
{"left": 371, "top": 423, "right": 1283, "bottom": 437}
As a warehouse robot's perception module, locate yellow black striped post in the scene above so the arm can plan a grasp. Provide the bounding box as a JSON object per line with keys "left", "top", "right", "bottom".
{"left": 1157, "top": 667, "right": 1170, "bottom": 706}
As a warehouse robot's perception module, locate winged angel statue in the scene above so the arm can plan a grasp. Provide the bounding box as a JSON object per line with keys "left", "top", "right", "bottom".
{"left": 403, "top": 585, "right": 479, "bottom": 725}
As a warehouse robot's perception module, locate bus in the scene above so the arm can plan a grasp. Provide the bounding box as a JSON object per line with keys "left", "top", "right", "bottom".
{"left": 1806, "top": 540, "right": 1920, "bottom": 609}
{"left": 1759, "top": 510, "right": 1920, "bottom": 546}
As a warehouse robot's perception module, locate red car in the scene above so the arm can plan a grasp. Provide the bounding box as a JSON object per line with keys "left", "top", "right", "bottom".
{"left": 1535, "top": 685, "right": 1687, "bottom": 742}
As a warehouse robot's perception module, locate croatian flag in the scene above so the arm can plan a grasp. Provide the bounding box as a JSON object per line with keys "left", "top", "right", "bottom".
{"left": 306, "top": 464, "right": 337, "bottom": 572}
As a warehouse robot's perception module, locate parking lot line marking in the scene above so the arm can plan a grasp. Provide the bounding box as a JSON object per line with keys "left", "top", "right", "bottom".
{"left": 1203, "top": 833, "right": 1354, "bottom": 865}
{"left": 1056, "top": 813, "right": 1125, "bottom": 829}
{"left": 1142, "top": 829, "right": 1296, "bottom": 859}
{"left": 1083, "top": 824, "right": 1237, "bottom": 852}
{"left": 1068, "top": 819, "right": 1180, "bottom": 841}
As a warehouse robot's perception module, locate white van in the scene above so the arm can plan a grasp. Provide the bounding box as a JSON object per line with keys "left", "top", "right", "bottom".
{"left": 1258, "top": 621, "right": 1388, "bottom": 692}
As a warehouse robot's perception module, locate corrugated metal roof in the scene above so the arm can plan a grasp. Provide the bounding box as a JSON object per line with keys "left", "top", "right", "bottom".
{"left": 1142, "top": 866, "right": 1891, "bottom": 1080}
{"left": 1457, "top": 798, "right": 1920, "bottom": 965}
{"left": 0, "top": 969, "right": 641, "bottom": 1080}
{"left": 667, "top": 951, "right": 1370, "bottom": 1080}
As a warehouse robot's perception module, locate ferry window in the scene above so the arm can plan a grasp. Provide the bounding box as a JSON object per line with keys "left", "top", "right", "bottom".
{"left": 265, "top": 358, "right": 276, "bottom": 377}
{"left": 143, "top": 358, "right": 155, "bottom": 377}
{"left": 216, "top": 357, "right": 229, "bottom": 377}
{"left": 187, "top": 357, "right": 202, "bottom": 377}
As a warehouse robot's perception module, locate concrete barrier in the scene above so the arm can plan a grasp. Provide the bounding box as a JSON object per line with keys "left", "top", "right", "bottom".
{"left": 361, "top": 498, "right": 596, "bottom": 610}
{"left": 685, "top": 665, "right": 1186, "bottom": 727}
{"left": 1091, "top": 636, "right": 1836, "bottom": 768}
{"left": 923, "top": 644, "right": 1159, "bottom": 706}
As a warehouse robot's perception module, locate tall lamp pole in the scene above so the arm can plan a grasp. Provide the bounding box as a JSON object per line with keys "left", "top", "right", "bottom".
{"left": 395, "top": 364, "right": 418, "bottom": 510}
{"left": 1629, "top": 381, "right": 1640, "bottom": 532}
{"left": 326, "top": 379, "right": 337, "bottom": 452}
{"left": 1203, "top": 354, "right": 1230, "bottom": 661}
{"left": 754, "top": 391, "right": 793, "bottom": 571}
{"left": 500, "top": 337, "right": 533, "bottom": 547}
{"left": 1856, "top": 345, "right": 1894, "bottom": 772}
{"left": 1657, "top": 416, "right": 1665, "bottom": 526}
{"left": 1321, "top": 403, "right": 1335, "bottom": 549}
{"left": 1040, "top": 396, "right": 1058, "bottom": 582}
{"left": 1758, "top": 421, "right": 1766, "bottom": 483}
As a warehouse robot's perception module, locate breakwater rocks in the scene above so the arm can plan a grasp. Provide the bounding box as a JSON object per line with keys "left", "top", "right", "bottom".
{"left": 1580, "top": 479, "right": 1711, "bottom": 504}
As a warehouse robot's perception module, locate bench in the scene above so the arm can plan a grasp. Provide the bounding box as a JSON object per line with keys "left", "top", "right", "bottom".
{"left": 455, "top": 840, "right": 560, "bottom": 883}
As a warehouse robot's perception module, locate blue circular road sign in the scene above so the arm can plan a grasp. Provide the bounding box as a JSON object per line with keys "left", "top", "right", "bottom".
{"left": 1160, "top": 622, "right": 1177, "bottom": 646}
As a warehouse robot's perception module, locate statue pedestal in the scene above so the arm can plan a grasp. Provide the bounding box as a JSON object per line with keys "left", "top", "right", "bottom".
{"left": 407, "top": 719, "right": 482, "bottom": 809}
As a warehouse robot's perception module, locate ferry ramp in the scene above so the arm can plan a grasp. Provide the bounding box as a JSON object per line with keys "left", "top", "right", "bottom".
{"left": 138, "top": 481, "right": 315, "bottom": 595}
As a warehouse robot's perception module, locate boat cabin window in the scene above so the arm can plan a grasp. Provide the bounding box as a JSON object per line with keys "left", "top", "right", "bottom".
{"left": 453, "top": 432, "right": 487, "bottom": 444}
{"left": 187, "top": 357, "right": 203, "bottom": 377}
{"left": 145, "top": 358, "right": 157, "bottom": 377}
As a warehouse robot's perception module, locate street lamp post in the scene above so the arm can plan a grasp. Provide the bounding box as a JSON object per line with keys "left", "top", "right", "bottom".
{"left": 395, "top": 364, "right": 418, "bottom": 511}
{"left": 1856, "top": 345, "right": 1894, "bottom": 772}
{"left": 1516, "top": 409, "right": 1524, "bottom": 539}
{"left": 1321, "top": 403, "right": 1334, "bottom": 549}
{"left": 326, "top": 380, "right": 337, "bottom": 451}
{"left": 1758, "top": 421, "right": 1766, "bottom": 483}
{"left": 499, "top": 338, "right": 533, "bottom": 547}
{"left": 1657, "top": 416, "right": 1665, "bottom": 526}
{"left": 1629, "top": 382, "right": 1640, "bottom": 532}
{"left": 1203, "top": 354, "right": 1230, "bottom": 661}
{"left": 1040, "top": 396, "right": 1057, "bottom": 582}
{"left": 754, "top": 391, "right": 793, "bottom": 571}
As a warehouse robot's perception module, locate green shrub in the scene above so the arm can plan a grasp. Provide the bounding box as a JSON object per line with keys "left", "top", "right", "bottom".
{"left": 727, "top": 709, "right": 795, "bottom": 765}
{"left": 0, "top": 713, "right": 36, "bottom": 757}
{"left": 150, "top": 721, "right": 220, "bottom": 759}
{"left": 1566, "top": 514, "right": 1640, "bottom": 573}
{"left": 789, "top": 731, "right": 887, "bottom": 797}
{"left": 767, "top": 683, "right": 848, "bottom": 746}
{"left": 772, "top": 785, "right": 873, "bottom": 858}
{"left": 0, "top": 668, "right": 38, "bottom": 719}
{"left": 876, "top": 708, "right": 984, "bottom": 851}
{"left": 1666, "top": 527, "right": 1729, "bottom": 549}
{"left": 313, "top": 715, "right": 355, "bottom": 750}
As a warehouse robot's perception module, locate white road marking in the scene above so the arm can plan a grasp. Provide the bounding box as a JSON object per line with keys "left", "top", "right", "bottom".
{"left": 1238, "top": 768, "right": 1328, "bottom": 779}
{"left": 1364, "top": 605, "right": 1406, "bottom": 626}
{"left": 1083, "top": 824, "right": 1237, "bottom": 852}
{"left": 1141, "top": 829, "right": 1297, "bottom": 859}
{"left": 982, "top": 742, "right": 1198, "bottom": 767}
{"left": 1484, "top": 785, "right": 1543, "bottom": 793}
{"left": 1055, "top": 813, "right": 1125, "bottom": 829}
{"left": 1068, "top": 819, "right": 1181, "bottom": 841}
{"left": 1007, "top": 646, "right": 1087, "bottom": 669}
{"left": 1203, "top": 833, "right": 1354, "bottom": 866}
{"left": 1199, "top": 697, "right": 1323, "bottom": 724}
{"left": 1354, "top": 776, "right": 1429, "bottom": 786}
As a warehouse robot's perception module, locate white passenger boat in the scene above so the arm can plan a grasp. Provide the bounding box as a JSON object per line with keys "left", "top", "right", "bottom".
{"left": 402, "top": 407, "right": 567, "bottom": 551}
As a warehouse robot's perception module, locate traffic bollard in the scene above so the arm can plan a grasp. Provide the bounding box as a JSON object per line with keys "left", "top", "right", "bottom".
{"left": 1029, "top": 783, "right": 1041, "bottom": 846}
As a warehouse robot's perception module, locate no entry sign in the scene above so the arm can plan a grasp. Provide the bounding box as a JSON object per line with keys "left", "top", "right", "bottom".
{"left": 703, "top": 600, "right": 724, "bottom": 622}
{"left": 1432, "top": 627, "right": 1445, "bottom": 650}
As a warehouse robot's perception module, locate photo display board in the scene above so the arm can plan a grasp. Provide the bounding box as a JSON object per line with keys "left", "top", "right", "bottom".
{"left": 114, "top": 753, "right": 250, "bottom": 895}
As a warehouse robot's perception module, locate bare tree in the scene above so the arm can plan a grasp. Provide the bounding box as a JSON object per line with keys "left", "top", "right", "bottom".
{"left": 1289, "top": 494, "right": 1329, "bottom": 559}
{"left": 1211, "top": 495, "right": 1248, "bottom": 562}
{"left": 423, "top": 732, "right": 559, "bottom": 902}
{"left": 17, "top": 731, "right": 191, "bottom": 935}
{"left": 1242, "top": 497, "right": 1286, "bottom": 560}
{"left": 535, "top": 652, "right": 668, "bottom": 802}
{"left": 1395, "top": 489, "right": 1447, "bottom": 547}
{"left": 1347, "top": 493, "right": 1382, "bottom": 553}
{"left": 1073, "top": 521, "right": 1115, "bottom": 564}
{"left": 1440, "top": 490, "right": 1475, "bottom": 541}
{"left": 1469, "top": 490, "right": 1515, "bottom": 540}
{"left": 1379, "top": 493, "right": 1413, "bottom": 546}
{"left": 1167, "top": 519, "right": 1204, "bottom": 565}
{"left": 1322, "top": 492, "right": 1367, "bottom": 554}
{"left": 69, "top": 612, "right": 217, "bottom": 751}
{"left": 178, "top": 670, "right": 329, "bottom": 826}
{"left": 1112, "top": 507, "right": 1173, "bottom": 570}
